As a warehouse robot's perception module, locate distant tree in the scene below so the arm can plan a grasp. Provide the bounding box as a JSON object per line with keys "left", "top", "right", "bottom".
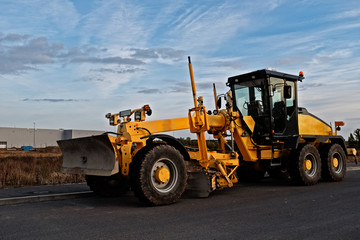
{"left": 355, "top": 129, "right": 360, "bottom": 142}
{"left": 348, "top": 129, "right": 360, "bottom": 149}
{"left": 178, "top": 137, "right": 197, "bottom": 147}
{"left": 348, "top": 133, "right": 356, "bottom": 147}
{"left": 177, "top": 137, "right": 219, "bottom": 150}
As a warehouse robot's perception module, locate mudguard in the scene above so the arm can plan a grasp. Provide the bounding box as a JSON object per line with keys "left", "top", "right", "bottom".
{"left": 57, "top": 134, "right": 119, "bottom": 176}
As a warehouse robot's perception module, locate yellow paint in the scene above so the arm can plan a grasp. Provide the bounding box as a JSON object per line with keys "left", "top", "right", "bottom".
{"left": 188, "top": 57, "right": 198, "bottom": 108}
{"left": 332, "top": 158, "right": 339, "bottom": 168}
{"left": 215, "top": 160, "right": 233, "bottom": 187}
{"left": 208, "top": 113, "right": 227, "bottom": 131}
{"left": 188, "top": 151, "right": 239, "bottom": 168}
{"left": 196, "top": 130, "right": 210, "bottom": 168}
{"left": 243, "top": 116, "right": 255, "bottom": 133}
{"left": 347, "top": 148, "right": 357, "bottom": 157}
{"left": 117, "top": 117, "right": 189, "bottom": 143}
{"left": 130, "top": 117, "right": 190, "bottom": 136}
{"left": 120, "top": 143, "right": 132, "bottom": 175}
{"left": 298, "top": 114, "right": 331, "bottom": 136}
{"left": 189, "top": 150, "right": 239, "bottom": 188}
{"left": 233, "top": 120, "right": 258, "bottom": 162}
{"left": 305, "top": 159, "right": 312, "bottom": 170}
{"left": 155, "top": 168, "right": 170, "bottom": 183}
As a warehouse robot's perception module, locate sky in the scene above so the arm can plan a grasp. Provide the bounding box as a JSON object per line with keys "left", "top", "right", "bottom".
{"left": 0, "top": 0, "right": 359, "bottom": 140}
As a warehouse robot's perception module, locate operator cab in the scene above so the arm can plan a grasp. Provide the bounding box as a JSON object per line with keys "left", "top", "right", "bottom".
{"left": 227, "top": 69, "right": 303, "bottom": 145}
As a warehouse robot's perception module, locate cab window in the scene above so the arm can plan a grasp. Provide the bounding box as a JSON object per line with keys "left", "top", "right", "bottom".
{"left": 269, "top": 77, "right": 296, "bottom": 133}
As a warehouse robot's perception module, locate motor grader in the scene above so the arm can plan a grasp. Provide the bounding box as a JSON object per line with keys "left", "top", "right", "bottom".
{"left": 58, "top": 57, "right": 356, "bottom": 205}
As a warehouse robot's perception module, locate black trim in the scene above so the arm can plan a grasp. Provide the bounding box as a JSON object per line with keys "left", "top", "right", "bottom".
{"left": 229, "top": 69, "right": 301, "bottom": 143}
{"left": 273, "top": 135, "right": 346, "bottom": 151}
{"left": 103, "top": 131, "right": 120, "bottom": 136}
{"left": 274, "top": 135, "right": 300, "bottom": 149}
{"left": 329, "top": 136, "right": 347, "bottom": 152}
{"left": 227, "top": 69, "right": 301, "bottom": 86}
{"left": 301, "top": 135, "right": 330, "bottom": 143}
{"left": 301, "top": 135, "right": 347, "bottom": 151}
{"left": 142, "top": 134, "right": 190, "bottom": 161}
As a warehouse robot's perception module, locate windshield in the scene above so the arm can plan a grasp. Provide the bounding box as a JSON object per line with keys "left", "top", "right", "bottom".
{"left": 233, "top": 78, "right": 271, "bottom": 144}
{"left": 233, "top": 79, "right": 265, "bottom": 117}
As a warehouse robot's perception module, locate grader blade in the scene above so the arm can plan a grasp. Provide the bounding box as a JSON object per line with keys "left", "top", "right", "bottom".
{"left": 184, "top": 171, "right": 211, "bottom": 198}
{"left": 57, "top": 134, "right": 119, "bottom": 176}
{"left": 184, "top": 162, "right": 211, "bottom": 198}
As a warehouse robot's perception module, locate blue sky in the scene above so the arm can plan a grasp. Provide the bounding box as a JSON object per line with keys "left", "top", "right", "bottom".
{"left": 0, "top": 0, "right": 359, "bottom": 139}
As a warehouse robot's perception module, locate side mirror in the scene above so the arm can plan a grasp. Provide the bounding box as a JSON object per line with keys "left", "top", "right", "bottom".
{"left": 284, "top": 85, "right": 292, "bottom": 99}
{"left": 217, "top": 97, "right": 222, "bottom": 109}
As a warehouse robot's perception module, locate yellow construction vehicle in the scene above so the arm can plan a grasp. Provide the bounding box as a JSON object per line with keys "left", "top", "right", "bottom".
{"left": 58, "top": 57, "right": 356, "bottom": 205}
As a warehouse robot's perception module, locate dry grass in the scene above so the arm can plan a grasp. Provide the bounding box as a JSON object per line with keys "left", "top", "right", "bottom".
{"left": 0, "top": 147, "right": 84, "bottom": 188}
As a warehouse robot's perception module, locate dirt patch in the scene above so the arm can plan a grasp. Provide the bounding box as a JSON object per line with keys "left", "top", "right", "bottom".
{"left": 0, "top": 147, "right": 84, "bottom": 189}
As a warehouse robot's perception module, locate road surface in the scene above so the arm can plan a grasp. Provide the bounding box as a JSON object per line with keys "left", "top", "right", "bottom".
{"left": 1, "top": 164, "right": 360, "bottom": 240}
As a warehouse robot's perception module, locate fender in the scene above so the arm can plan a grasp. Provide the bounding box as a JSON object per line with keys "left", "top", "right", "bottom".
{"left": 142, "top": 134, "right": 191, "bottom": 161}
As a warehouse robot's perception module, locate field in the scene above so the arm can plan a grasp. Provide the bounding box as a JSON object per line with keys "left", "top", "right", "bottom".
{"left": 0, "top": 147, "right": 84, "bottom": 189}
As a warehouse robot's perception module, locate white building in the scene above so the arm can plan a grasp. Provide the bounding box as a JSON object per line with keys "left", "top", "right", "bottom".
{"left": 0, "top": 127, "right": 104, "bottom": 148}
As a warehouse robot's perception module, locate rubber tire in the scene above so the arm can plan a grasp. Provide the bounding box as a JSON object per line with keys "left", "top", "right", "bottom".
{"left": 85, "top": 172, "right": 130, "bottom": 197}
{"left": 130, "top": 145, "right": 187, "bottom": 206}
{"left": 321, "top": 144, "right": 346, "bottom": 182}
{"left": 289, "top": 144, "right": 321, "bottom": 186}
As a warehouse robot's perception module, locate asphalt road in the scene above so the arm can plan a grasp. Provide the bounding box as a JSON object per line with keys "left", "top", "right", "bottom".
{"left": 1, "top": 164, "right": 360, "bottom": 240}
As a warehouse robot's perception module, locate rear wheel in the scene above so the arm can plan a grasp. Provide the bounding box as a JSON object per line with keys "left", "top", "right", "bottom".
{"left": 321, "top": 144, "right": 346, "bottom": 181}
{"left": 290, "top": 144, "right": 321, "bottom": 185}
{"left": 130, "top": 145, "right": 187, "bottom": 205}
{"left": 85, "top": 172, "right": 130, "bottom": 197}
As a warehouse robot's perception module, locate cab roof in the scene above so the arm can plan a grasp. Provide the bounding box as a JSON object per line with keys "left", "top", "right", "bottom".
{"left": 227, "top": 69, "right": 303, "bottom": 85}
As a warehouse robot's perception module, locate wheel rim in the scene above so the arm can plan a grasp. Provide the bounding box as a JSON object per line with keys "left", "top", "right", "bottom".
{"left": 332, "top": 152, "right": 343, "bottom": 174}
{"left": 303, "top": 153, "right": 318, "bottom": 177}
{"left": 150, "top": 158, "right": 178, "bottom": 193}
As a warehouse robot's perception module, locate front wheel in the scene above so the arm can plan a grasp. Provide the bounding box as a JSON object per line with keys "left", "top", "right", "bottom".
{"left": 131, "top": 145, "right": 187, "bottom": 205}
{"left": 321, "top": 144, "right": 346, "bottom": 181}
{"left": 290, "top": 144, "right": 321, "bottom": 186}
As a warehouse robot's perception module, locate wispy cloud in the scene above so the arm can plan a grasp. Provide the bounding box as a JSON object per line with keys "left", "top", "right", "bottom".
{"left": 0, "top": 33, "right": 146, "bottom": 76}
{"left": 166, "top": 2, "right": 248, "bottom": 51}
{"left": 70, "top": 56, "right": 144, "bottom": 65}
{"left": 22, "top": 98, "right": 88, "bottom": 102}
{"left": 334, "top": 8, "right": 360, "bottom": 19}
{"left": 298, "top": 83, "right": 324, "bottom": 91}
{"left": 80, "top": 0, "right": 149, "bottom": 46}
{"left": 211, "top": 60, "right": 245, "bottom": 70}
{"left": 90, "top": 67, "right": 144, "bottom": 74}
{"left": 0, "top": 33, "right": 30, "bottom": 42}
{"left": 0, "top": 0, "right": 79, "bottom": 36}
{"left": 0, "top": 34, "right": 64, "bottom": 74}
{"left": 137, "top": 88, "right": 162, "bottom": 94}
{"left": 130, "top": 48, "right": 185, "bottom": 62}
